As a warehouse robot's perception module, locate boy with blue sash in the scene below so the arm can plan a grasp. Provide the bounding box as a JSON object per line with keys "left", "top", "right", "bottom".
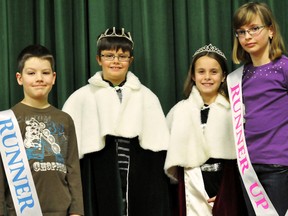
{"left": 0, "top": 45, "right": 84, "bottom": 216}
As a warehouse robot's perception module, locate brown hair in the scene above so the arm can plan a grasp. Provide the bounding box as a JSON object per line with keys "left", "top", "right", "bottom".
{"left": 17, "top": 44, "right": 54, "bottom": 72}
{"left": 232, "top": 2, "right": 285, "bottom": 64}
{"left": 96, "top": 28, "right": 133, "bottom": 56}
{"left": 183, "top": 51, "right": 228, "bottom": 100}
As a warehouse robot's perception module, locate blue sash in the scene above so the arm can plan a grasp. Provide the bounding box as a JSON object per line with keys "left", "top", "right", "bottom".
{"left": 0, "top": 110, "right": 42, "bottom": 215}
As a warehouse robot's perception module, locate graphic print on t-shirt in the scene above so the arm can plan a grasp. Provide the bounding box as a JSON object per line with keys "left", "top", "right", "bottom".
{"left": 24, "top": 117, "right": 67, "bottom": 173}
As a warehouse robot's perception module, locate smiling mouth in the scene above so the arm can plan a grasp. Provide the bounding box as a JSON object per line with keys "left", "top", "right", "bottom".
{"left": 33, "top": 85, "right": 46, "bottom": 87}
{"left": 202, "top": 83, "right": 213, "bottom": 86}
{"left": 110, "top": 66, "right": 122, "bottom": 69}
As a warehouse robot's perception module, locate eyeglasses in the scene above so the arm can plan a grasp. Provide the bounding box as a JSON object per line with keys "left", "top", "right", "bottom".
{"left": 100, "top": 54, "right": 131, "bottom": 62}
{"left": 235, "top": 26, "right": 266, "bottom": 38}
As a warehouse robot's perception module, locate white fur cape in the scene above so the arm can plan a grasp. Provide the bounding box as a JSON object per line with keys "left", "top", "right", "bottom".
{"left": 62, "top": 71, "right": 169, "bottom": 158}
{"left": 164, "top": 87, "right": 236, "bottom": 182}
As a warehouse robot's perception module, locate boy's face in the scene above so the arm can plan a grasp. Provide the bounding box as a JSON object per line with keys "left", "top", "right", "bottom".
{"left": 16, "top": 57, "right": 56, "bottom": 104}
{"left": 96, "top": 48, "right": 133, "bottom": 85}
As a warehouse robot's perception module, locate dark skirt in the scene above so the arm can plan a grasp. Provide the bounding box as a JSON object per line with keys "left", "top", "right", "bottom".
{"left": 176, "top": 160, "right": 248, "bottom": 216}
{"left": 212, "top": 160, "right": 248, "bottom": 216}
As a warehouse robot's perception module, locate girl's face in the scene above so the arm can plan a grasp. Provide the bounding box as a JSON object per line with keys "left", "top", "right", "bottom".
{"left": 237, "top": 15, "right": 273, "bottom": 62}
{"left": 16, "top": 57, "right": 56, "bottom": 105}
{"left": 193, "top": 56, "right": 225, "bottom": 104}
{"left": 97, "top": 48, "right": 133, "bottom": 85}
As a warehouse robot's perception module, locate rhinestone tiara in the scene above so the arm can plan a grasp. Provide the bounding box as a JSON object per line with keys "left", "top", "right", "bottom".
{"left": 97, "top": 27, "right": 134, "bottom": 48}
{"left": 192, "top": 44, "right": 227, "bottom": 60}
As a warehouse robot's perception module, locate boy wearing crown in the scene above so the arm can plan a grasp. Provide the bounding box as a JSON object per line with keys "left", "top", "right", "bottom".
{"left": 62, "top": 27, "right": 172, "bottom": 216}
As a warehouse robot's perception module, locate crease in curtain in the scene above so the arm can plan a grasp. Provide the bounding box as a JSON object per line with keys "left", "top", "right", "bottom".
{"left": 1, "top": 0, "right": 287, "bottom": 112}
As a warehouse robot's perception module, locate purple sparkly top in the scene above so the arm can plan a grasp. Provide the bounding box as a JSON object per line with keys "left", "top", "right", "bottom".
{"left": 242, "top": 55, "right": 288, "bottom": 166}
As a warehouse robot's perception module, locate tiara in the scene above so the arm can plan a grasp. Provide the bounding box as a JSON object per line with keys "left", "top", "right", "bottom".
{"left": 192, "top": 44, "right": 227, "bottom": 60}
{"left": 97, "top": 27, "right": 134, "bottom": 48}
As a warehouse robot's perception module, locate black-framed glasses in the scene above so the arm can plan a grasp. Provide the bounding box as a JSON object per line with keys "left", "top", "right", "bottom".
{"left": 100, "top": 54, "right": 131, "bottom": 62}
{"left": 235, "top": 26, "right": 266, "bottom": 38}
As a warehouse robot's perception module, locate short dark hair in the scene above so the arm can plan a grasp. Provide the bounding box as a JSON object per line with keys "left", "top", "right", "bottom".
{"left": 96, "top": 28, "right": 133, "bottom": 56}
{"left": 17, "top": 44, "right": 55, "bottom": 72}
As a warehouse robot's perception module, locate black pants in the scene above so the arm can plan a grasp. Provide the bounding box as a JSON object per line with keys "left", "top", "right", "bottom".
{"left": 241, "top": 164, "right": 288, "bottom": 216}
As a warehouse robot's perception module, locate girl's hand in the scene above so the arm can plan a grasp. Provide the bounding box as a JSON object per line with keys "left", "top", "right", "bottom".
{"left": 207, "top": 196, "right": 216, "bottom": 203}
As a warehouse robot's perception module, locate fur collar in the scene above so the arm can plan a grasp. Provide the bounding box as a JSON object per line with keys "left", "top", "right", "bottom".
{"left": 88, "top": 71, "right": 141, "bottom": 90}
{"left": 164, "top": 87, "right": 236, "bottom": 181}
{"left": 63, "top": 71, "right": 169, "bottom": 158}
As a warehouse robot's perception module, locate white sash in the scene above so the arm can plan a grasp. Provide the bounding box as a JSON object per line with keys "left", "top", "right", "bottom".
{"left": 0, "top": 110, "right": 42, "bottom": 216}
{"left": 227, "top": 66, "right": 279, "bottom": 216}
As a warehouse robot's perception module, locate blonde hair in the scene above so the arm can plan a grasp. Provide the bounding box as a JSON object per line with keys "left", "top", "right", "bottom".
{"left": 232, "top": 2, "right": 285, "bottom": 64}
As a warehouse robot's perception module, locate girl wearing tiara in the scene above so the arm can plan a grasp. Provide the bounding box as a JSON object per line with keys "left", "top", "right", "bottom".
{"left": 63, "top": 27, "right": 172, "bottom": 216}
{"left": 165, "top": 44, "right": 246, "bottom": 215}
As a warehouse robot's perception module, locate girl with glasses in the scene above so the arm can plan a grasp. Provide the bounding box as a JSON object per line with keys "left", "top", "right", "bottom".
{"left": 229, "top": 2, "right": 288, "bottom": 216}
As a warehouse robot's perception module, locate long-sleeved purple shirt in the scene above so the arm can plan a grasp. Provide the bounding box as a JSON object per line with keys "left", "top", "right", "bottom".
{"left": 242, "top": 55, "right": 288, "bottom": 166}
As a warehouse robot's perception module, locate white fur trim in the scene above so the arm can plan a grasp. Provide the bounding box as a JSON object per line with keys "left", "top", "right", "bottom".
{"left": 63, "top": 71, "right": 169, "bottom": 158}
{"left": 164, "top": 87, "right": 236, "bottom": 181}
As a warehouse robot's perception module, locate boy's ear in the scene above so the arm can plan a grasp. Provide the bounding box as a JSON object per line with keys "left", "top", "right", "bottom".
{"left": 16, "top": 72, "right": 23, "bottom": 85}
{"left": 96, "top": 55, "right": 102, "bottom": 66}
{"left": 52, "top": 72, "right": 56, "bottom": 85}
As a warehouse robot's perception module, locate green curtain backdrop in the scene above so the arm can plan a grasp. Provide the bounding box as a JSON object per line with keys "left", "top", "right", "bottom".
{"left": 1, "top": 0, "right": 287, "bottom": 114}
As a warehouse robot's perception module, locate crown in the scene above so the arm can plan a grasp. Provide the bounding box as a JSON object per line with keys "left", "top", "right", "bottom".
{"left": 192, "top": 44, "right": 227, "bottom": 60}
{"left": 97, "top": 27, "right": 134, "bottom": 49}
